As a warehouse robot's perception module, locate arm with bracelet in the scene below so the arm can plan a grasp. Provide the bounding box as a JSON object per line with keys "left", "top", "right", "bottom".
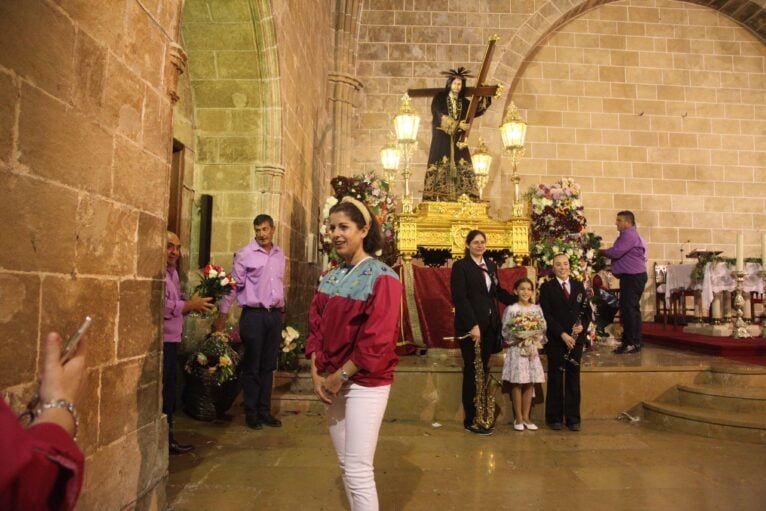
{"left": 1, "top": 326, "right": 88, "bottom": 511}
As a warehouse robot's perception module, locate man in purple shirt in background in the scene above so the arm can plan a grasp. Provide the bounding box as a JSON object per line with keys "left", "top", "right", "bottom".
{"left": 215, "top": 214, "right": 286, "bottom": 430}
{"left": 165, "top": 231, "right": 214, "bottom": 454}
{"left": 600, "top": 211, "right": 648, "bottom": 354}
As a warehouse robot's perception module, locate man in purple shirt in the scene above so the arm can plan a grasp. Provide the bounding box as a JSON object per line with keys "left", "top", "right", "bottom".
{"left": 215, "top": 214, "right": 286, "bottom": 430}
{"left": 164, "top": 231, "right": 214, "bottom": 454}
{"left": 600, "top": 211, "right": 648, "bottom": 354}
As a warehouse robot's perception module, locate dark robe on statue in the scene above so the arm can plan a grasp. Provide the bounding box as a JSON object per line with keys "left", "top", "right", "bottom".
{"left": 423, "top": 90, "right": 491, "bottom": 201}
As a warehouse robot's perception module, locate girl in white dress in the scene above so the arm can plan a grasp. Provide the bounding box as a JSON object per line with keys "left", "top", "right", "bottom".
{"left": 501, "top": 278, "right": 546, "bottom": 431}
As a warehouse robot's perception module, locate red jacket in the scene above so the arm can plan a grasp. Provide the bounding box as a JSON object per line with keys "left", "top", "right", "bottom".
{"left": 0, "top": 399, "right": 84, "bottom": 511}
{"left": 306, "top": 259, "right": 402, "bottom": 386}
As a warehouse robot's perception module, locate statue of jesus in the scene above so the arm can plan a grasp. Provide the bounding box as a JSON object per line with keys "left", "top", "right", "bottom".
{"left": 423, "top": 68, "right": 492, "bottom": 202}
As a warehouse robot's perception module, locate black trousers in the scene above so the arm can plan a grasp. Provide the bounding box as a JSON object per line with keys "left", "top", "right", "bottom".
{"left": 459, "top": 327, "right": 495, "bottom": 428}
{"left": 544, "top": 342, "right": 583, "bottom": 426}
{"left": 618, "top": 272, "right": 647, "bottom": 347}
{"left": 239, "top": 308, "right": 282, "bottom": 417}
{"left": 162, "top": 342, "right": 178, "bottom": 430}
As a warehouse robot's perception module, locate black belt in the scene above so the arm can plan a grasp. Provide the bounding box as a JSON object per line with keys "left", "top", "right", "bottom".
{"left": 243, "top": 306, "right": 281, "bottom": 312}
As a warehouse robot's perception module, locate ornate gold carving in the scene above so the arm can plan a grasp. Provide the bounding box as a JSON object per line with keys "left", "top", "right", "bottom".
{"left": 395, "top": 194, "right": 530, "bottom": 261}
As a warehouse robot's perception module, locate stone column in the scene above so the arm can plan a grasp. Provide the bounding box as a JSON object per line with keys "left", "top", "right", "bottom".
{"left": 329, "top": 72, "right": 363, "bottom": 177}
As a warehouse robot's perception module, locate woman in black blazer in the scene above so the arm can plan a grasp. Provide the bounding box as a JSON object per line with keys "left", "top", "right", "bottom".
{"left": 450, "top": 230, "right": 516, "bottom": 435}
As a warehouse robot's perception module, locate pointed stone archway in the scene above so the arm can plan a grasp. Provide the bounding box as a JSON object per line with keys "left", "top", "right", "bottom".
{"left": 179, "top": 0, "right": 283, "bottom": 263}
{"left": 491, "top": 0, "right": 765, "bottom": 103}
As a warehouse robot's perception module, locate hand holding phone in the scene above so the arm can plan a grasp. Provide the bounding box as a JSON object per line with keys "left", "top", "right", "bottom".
{"left": 18, "top": 317, "right": 92, "bottom": 424}
{"left": 61, "top": 316, "right": 92, "bottom": 365}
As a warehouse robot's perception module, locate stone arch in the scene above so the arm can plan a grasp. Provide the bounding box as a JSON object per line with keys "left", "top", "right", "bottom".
{"left": 492, "top": 0, "right": 766, "bottom": 103}
{"left": 179, "top": 0, "right": 282, "bottom": 262}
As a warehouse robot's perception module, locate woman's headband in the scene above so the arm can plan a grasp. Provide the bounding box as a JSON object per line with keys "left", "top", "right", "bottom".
{"left": 340, "top": 196, "right": 371, "bottom": 226}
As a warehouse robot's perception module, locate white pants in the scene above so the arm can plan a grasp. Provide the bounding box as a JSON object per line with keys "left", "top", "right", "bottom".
{"left": 327, "top": 383, "right": 391, "bottom": 511}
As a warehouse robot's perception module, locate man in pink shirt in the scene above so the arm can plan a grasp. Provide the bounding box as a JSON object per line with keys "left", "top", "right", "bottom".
{"left": 215, "top": 215, "right": 286, "bottom": 430}
{"left": 164, "top": 231, "right": 214, "bottom": 454}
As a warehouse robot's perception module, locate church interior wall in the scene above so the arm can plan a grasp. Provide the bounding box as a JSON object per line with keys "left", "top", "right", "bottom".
{"left": 271, "top": 0, "right": 335, "bottom": 322}
{"left": 353, "top": 0, "right": 765, "bottom": 317}
{"left": 0, "top": 0, "right": 186, "bottom": 508}
{"left": 180, "top": 0, "right": 334, "bottom": 322}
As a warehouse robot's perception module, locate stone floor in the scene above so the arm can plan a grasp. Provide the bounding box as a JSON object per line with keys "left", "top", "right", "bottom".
{"left": 168, "top": 412, "right": 766, "bottom": 510}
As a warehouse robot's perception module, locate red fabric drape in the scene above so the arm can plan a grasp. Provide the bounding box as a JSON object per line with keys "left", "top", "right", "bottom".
{"left": 395, "top": 265, "right": 418, "bottom": 355}
{"left": 409, "top": 265, "right": 529, "bottom": 349}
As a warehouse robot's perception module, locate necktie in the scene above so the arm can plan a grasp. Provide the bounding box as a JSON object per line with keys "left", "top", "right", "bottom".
{"left": 480, "top": 261, "right": 491, "bottom": 291}
{"left": 562, "top": 281, "right": 570, "bottom": 299}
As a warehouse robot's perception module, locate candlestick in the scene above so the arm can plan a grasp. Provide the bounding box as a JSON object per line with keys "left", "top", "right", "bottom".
{"left": 731, "top": 270, "right": 751, "bottom": 339}
{"left": 735, "top": 232, "right": 744, "bottom": 272}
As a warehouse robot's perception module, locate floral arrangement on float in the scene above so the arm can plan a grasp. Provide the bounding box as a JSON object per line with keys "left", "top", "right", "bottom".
{"left": 319, "top": 173, "right": 397, "bottom": 270}
{"left": 528, "top": 178, "right": 606, "bottom": 282}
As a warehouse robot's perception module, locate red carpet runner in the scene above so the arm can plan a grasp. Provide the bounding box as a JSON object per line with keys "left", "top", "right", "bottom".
{"left": 643, "top": 322, "right": 766, "bottom": 366}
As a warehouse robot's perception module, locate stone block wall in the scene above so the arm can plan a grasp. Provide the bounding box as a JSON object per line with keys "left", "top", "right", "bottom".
{"left": 511, "top": 0, "right": 765, "bottom": 315}
{"left": 0, "top": 0, "right": 183, "bottom": 508}
{"left": 353, "top": 0, "right": 765, "bottom": 316}
{"left": 272, "top": 0, "right": 334, "bottom": 318}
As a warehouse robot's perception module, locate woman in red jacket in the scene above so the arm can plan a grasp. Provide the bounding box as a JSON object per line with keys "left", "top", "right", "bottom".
{"left": 306, "top": 197, "right": 402, "bottom": 511}
{"left": 1, "top": 331, "right": 87, "bottom": 510}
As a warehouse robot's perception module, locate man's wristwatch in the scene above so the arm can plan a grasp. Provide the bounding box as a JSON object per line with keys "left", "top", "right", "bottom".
{"left": 340, "top": 370, "right": 350, "bottom": 382}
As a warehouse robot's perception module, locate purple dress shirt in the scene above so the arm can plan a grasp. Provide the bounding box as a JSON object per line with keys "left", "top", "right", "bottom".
{"left": 603, "top": 226, "right": 647, "bottom": 275}
{"left": 164, "top": 264, "right": 185, "bottom": 343}
{"left": 219, "top": 240, "right": 285, "bottom": 314}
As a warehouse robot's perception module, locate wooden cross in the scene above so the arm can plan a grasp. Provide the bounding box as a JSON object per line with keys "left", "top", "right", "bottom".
{"left": 407, "top": 35, "right": 502, "bottom": 148}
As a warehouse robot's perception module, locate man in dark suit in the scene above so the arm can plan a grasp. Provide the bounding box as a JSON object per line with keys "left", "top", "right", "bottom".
{"left": 539, "top": 253, "right": 590, "bottom": 432}
{"left": 451, "top": 230, "right": 516, "bottom": 435}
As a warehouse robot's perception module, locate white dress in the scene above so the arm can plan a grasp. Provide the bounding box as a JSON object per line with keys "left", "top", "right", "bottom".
{"left": 501, "top": 303, "right": 546, "bottom": 384}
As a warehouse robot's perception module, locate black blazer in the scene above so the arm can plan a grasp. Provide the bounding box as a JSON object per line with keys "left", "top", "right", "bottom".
{"left": 539, "top": 278, "right": 591, "bottom": 347}
{"left": 450, "top": 256, "right": 516, "bottom": 337}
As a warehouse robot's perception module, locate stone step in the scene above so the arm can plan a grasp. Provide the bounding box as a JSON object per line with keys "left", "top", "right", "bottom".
{"left": 642, "top": 400, "right": 766, "bottom": 444}
{"left": 706, "top": 365, "right": 766, "bottom": 387}
{"left": 676, "top": 383, "right": 766, "bottom": 413}
{"left": 271, "top": 392, "right": 325, "bottom": 415}
{"left": 273, "top": 371, "right": 314, "bottom": 394}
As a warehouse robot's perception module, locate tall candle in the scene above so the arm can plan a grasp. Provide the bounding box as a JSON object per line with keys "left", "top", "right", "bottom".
{"left": 762, "top": 232, "right": 766, "bottom": 267}
{"left": 735, "top": 232, "right": 744, "bottom": 272}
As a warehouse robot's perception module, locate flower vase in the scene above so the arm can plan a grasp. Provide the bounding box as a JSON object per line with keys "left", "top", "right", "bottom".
{"left": 182, "top": 373, "right": 217, "bottom": 422}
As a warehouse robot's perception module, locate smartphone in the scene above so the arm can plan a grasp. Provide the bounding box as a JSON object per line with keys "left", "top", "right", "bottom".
{"left": 61, "top": 316, "right": 92, "bottom": 364}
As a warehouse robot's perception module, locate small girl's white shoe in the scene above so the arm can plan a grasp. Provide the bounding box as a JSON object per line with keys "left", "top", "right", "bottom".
{"left": 513, "top": 422, "right": 524, "bottom": 431}
{"left": 523, "top": 421, "right": 538, "bottom": 431}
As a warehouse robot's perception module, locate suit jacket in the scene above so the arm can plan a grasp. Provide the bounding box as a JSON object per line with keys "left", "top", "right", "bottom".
{"left": 450, "top": 256, "right": 516, "bottom": 337}
{"left": 539, "top": 277, "right": 591, "bottom": 347}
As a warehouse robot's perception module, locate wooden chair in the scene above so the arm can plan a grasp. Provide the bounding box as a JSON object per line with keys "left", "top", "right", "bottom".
{"left": 670, "top": 289, "right": 696, "bottom": 326}
{"left": 751, "top": 291, "right": 763, "bottom": 324}
{"left": 654, "top": 263, "right": 668, "bottom": 324}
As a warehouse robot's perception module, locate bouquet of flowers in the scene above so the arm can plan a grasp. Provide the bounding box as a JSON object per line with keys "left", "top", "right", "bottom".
{"left": 192, "top": 264, "right": 237, "bottom": 315}
{"left": 320, "top": 173, "right": 397, "bottom": 270}
{"left": 278, "top": 324, "right": 305, "bottom": 371}
{"left": 503, "top": 311, "right": 547, "bottom": 357}
{"left": 185, "top": 331, "right": 241, "bottom": 385}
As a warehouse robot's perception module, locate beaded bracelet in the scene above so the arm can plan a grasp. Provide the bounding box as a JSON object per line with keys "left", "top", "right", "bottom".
{"left": 39, "top": 399, "right": 79, "bottom": 440}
